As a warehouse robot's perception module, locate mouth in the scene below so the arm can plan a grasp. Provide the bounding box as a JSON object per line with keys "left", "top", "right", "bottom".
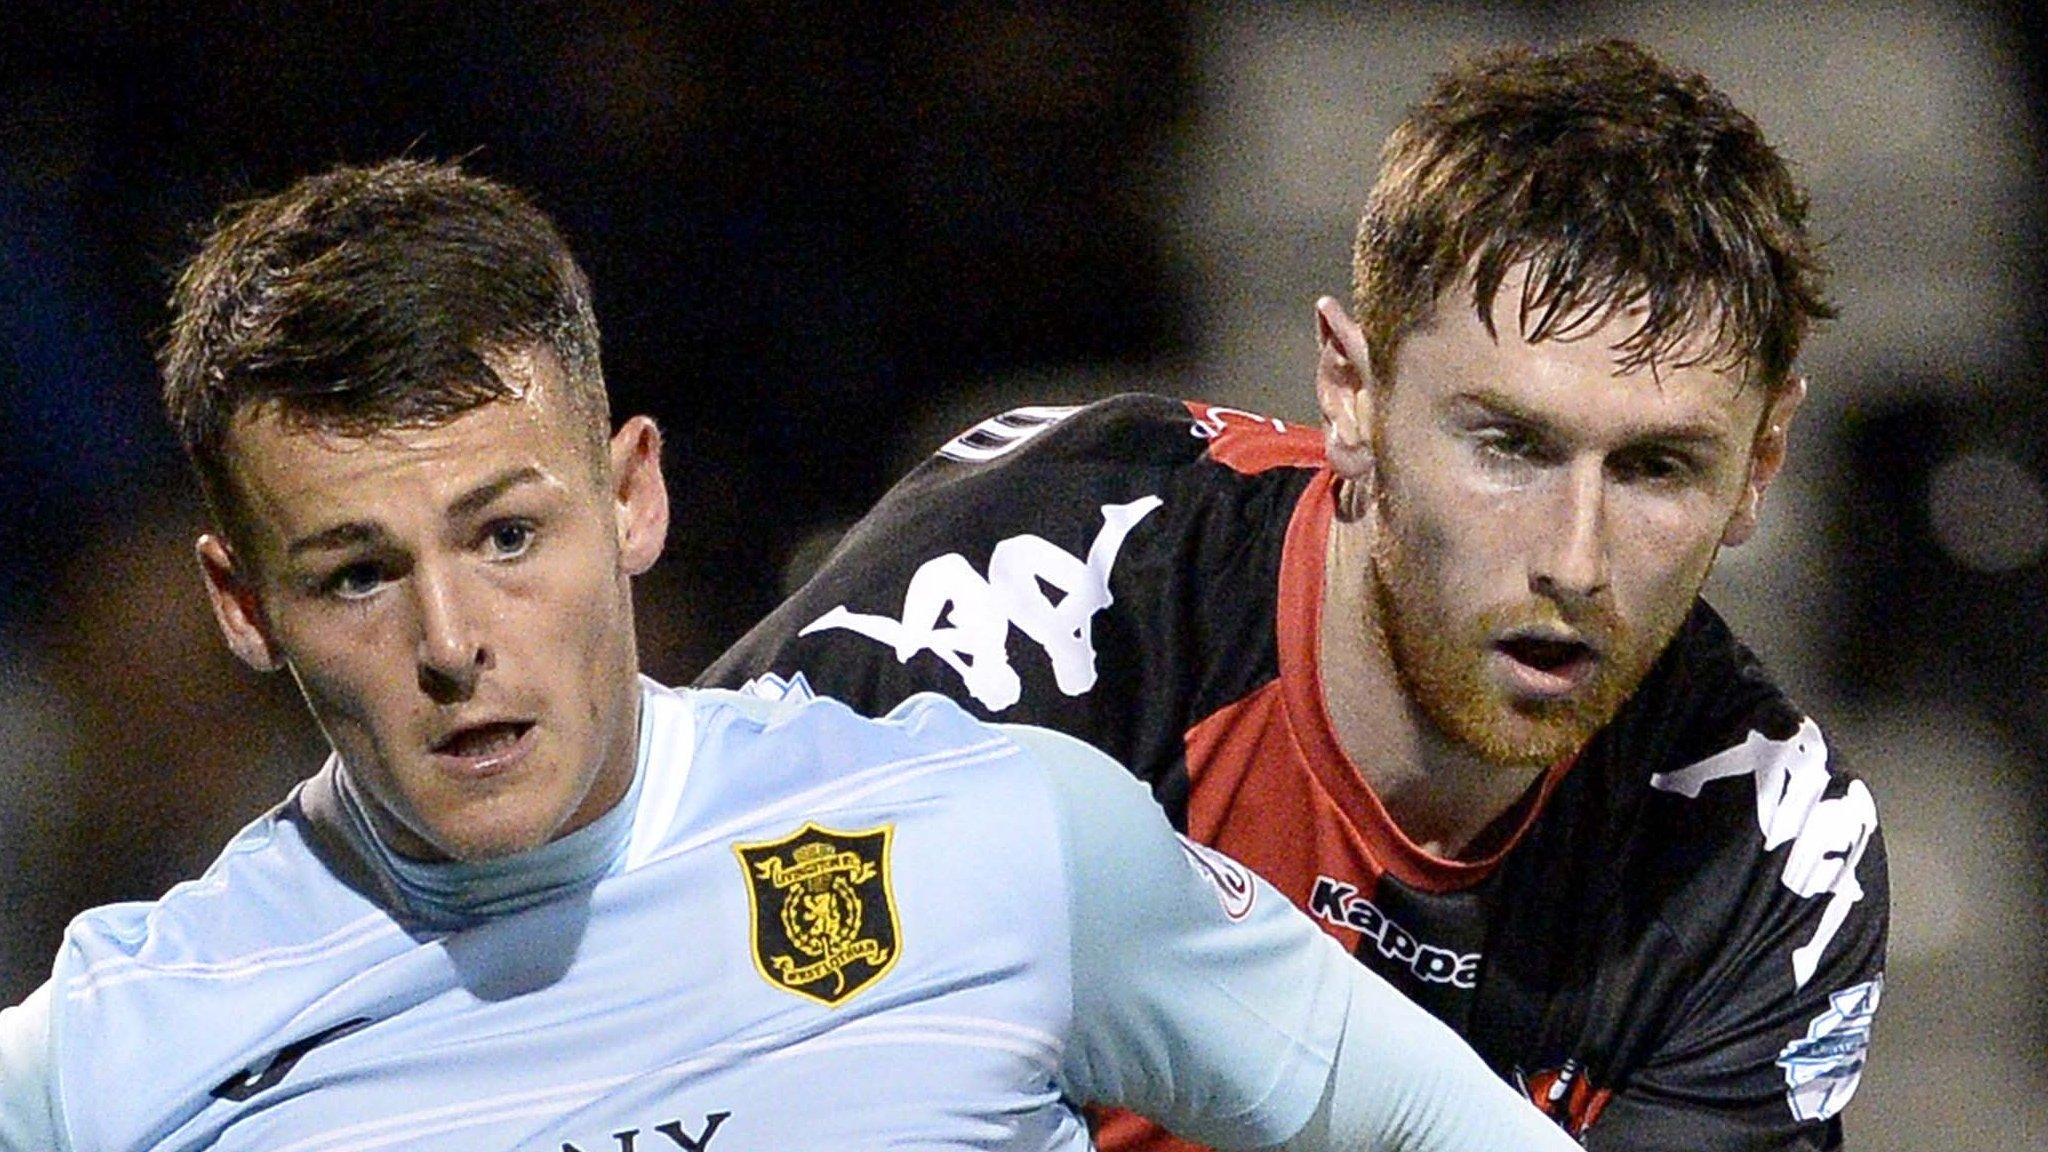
{"left": 1492, "top": 631, "right": 1600, "bottom": 696}
{"left": 430, "top": 720, "right": 536, "bottom": 772}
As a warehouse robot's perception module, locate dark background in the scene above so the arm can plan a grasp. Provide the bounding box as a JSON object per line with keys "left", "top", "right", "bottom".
{"left": 0, "top": 2, "right": 1194, "bottom": 671}
{"left": 2, "top": 3, "right": 2042, "bottom": 1145}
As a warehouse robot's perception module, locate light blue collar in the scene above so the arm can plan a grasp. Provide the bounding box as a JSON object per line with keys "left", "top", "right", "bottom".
{"left": 336, "top": 701, "right": 652, "bottom": 930}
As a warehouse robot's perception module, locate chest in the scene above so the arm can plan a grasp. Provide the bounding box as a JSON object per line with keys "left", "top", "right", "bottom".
{"left": 67, "top": 803, "right": 1082, "bottom": 1152}
{"left": 1180, "top": 694, "right": 1722, "bottom": 1076}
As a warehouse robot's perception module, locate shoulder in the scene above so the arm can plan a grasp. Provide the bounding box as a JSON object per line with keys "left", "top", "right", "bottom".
{"left": 991, "top": 720, "right": 1156, "bottom": 817}
{"left": 41, "top": 793, "right": 404, "bottom": 1146}
{"left": 878, "top": 394, "right": 1324, "bottom": 517}
{"left": 682, "top": 686, "right": 1058, "bottom": 815}
{"left": 922, "top": 393, "right": 1321, "bottom": 472}
{"left": 1524, "top": 612, "right": 1889, "bottom": 1138}
{"left": 56, "top": 794, "right": 393, "bottom": 999}
{"left": 824, "top": 392, "right": 1320, "bottom": 565}
{"left": 1571, "top": 603, "right": 1887, "bottom": 965}
{"left": 691, "top": 682, "right": 1017, "bottom": 758}
{"left": 685, "top": 686, "right": 1135, "bottom": 858}
{"left": 1639, "top": 704, "right": 1884, "bottom": 940}
{"left": 1595, "top": 603, "right": 1872, "bottom": 815}
{"left": 699, "top": 395, "right": 1319, "bottom": 711}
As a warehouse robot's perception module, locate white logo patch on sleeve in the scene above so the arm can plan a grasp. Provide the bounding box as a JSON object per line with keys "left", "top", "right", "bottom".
{"left": 1175, "top": 837, "right": 1256, "bottom": 921}
{"left": 798, "top": 497, "right": 1163, "bottom": 711}
{"left": 1649, "top": 718, "right": 1878, "bottom": 988}
{"left": 1777, "top": 975, "right": 1882, "bottom": 1122}
{"left": 737, "top": 671, "right": 819, "bottom": 703}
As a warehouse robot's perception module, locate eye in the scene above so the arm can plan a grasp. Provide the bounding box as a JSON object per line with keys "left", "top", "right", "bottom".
{"left": 325, "top": 561, "right": 388, "bottom": 601}
{"left": 1472, "top": 424, "right": 1549, "bottom": 465}
{"left": 484, "top": 519, "right": 535, "bottom": 560}
{"left": 1612, "top": 448, "right": 1697, "bottom": 486}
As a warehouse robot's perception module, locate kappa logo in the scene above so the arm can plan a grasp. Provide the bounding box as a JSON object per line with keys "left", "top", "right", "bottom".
{"left": 798, "top": 496, "right": 1163, "bottom": 711}
{"left": 1307, "top": 877, "right": 1479, "bottom": 988}
{"left": 735, "top": 823, "right": 900, "bottom": 1006}
{"left": 1650, "top": 718, "right": 1878, "bottom": 987}
{"left": 1777, "top": 974, "right": 1882, "bottom": 1122}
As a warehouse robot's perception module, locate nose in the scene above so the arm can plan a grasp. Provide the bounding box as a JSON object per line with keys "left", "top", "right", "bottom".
{"left": 1530, "top": 461, "right": 1610, "bottom": 609}
{"left": 413, "top": 565, "right": 489, "bottom": 704}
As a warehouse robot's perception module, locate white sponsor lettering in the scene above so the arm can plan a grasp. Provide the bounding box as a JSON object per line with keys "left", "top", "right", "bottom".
{"left": 799, "top": 497, "right": 1163, "bottom": 711}
{"left": 1777, "top": 975, "right": 1881, "bottom": 1122}
{"left": 1650, "top": 718, "right": 1877, "bottom": 987}
{"left": 1307, "top": 876, "right": 1479, "bottom": 988}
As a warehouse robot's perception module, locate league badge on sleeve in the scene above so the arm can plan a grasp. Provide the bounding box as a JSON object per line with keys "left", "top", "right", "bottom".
{"left": 1778, "top": 974, "right": 1882, "bottom": 1122}
{"left": 736, "top": 823, "right": 901, "bottom": 1006}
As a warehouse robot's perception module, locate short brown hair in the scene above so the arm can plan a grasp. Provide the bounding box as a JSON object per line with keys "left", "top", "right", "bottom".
{"left": 160, "top": 158, "right": 609, "bottom": 531}
{"left": 1353, "top": 39, "right": 1832, "bottom": 392}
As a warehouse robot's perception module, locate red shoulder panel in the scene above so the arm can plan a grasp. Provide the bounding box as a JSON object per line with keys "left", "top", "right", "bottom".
{"left": 1179, "top": 400, "right": 1327, "bottom": 475}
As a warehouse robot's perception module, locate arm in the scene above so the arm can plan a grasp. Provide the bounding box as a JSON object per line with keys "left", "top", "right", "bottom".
{"left": 694, "top": 397, "right": 1218, "bottom": 777}
{"left": 1284, "top": 981, "right": 1589, "bottom": 1152}
{"left": 1590, "top": 727, "right": 1889, "bottom": 1150}
{"left": 695, "top": 403, "right": 1117, "bottom": 718}
{"left": 1585, "top": 879, "right": 1886, "bottom": 1148}
{"left": 0, "top": 982, "right": 66, "bottom": 1152}
{"left": 1015, "top": 722, "right": 1579, "bottom": 1152}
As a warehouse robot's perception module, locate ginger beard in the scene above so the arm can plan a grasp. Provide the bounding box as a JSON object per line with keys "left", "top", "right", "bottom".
{"left": 1361, "top": 436, "right": 1702, "bottom": 771}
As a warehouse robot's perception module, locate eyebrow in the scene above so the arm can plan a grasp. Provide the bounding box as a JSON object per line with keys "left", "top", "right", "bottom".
{"left": 283, "top": 465, "right": 551, "bottom": 559}
{"left": 1451, "top": 388, "right": 1733, "bottom": 448}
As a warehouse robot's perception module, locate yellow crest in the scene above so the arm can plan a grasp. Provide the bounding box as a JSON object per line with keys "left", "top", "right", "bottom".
{"left": 734, "top": 822, "right": 900, "bottom": 1006}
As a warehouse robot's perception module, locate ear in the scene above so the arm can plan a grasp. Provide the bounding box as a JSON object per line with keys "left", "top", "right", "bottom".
{"left": 1721, "top": 376, "right": 1807, "bottom": 547}
{"left": 1314, "top": 296, "right": 1375, "bottom": 481}
{"left": 609, "top": 415, "right": 670, "bottom": 576}
{"left": 197, "top": 534, "right": 284, "bottom": 672}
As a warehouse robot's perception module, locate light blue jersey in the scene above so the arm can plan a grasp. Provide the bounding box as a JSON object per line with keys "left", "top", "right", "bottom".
{"left": 2, "top": 682, "right": 1579, "bottom": 1151}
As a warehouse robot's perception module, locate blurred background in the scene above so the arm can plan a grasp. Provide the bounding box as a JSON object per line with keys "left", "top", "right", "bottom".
{"left": 1, "top": 2, "right": 2040, "bottom": 1145}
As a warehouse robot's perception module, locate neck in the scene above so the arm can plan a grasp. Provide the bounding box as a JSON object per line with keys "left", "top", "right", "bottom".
{"left": 1318, "top": 507, "right": 1546, "bottom": 860}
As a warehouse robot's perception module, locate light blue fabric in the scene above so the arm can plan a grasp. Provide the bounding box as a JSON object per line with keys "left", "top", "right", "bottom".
{"left": 1013, "top": 721, "right": 1586, "bottom": 1152}
{"left": 337, "top": 717, "right": 648, "bottom": 930}
{"left": 1014, "top": 721, "right": 1346, "bottom": 1148}
{"left": 0, "top": 683, "right": 1580, "bottom": 1152}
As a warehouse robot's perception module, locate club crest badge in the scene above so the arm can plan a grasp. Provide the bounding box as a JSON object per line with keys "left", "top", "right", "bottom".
{"left": 735, "top": 822, "right": 900, "bottom": 1006}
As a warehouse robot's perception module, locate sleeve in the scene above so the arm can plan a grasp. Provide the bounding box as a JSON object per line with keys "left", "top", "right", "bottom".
{"left": 0, "top": 982, "right": 68, "bottom": 1152}
{"left": 693, "top": 397, "right": 1196, "bottom": 756}
{"left": 1010, "top": 723, "right": 1582, "bottom": 1152}
{"left": 1592, "top": 736, "right": 1890, "bottom": 1151}
{"left": 694, "top": 403, "right": 1107, "bottom": 718}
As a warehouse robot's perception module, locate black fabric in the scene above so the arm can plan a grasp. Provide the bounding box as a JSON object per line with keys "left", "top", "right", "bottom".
{"left": 701, "top": 393, "right": 1890, "bottom": 1151}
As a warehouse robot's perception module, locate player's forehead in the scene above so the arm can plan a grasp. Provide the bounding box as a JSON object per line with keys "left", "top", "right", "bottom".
{"left": 218, "top": 370, "right": 593, "bottom": 554}
{"left": 1397, "top": 269, "right": 1761, "bottom": 434}
{"left": 1420, "top": 256, "right": 1729, "bottom": 362}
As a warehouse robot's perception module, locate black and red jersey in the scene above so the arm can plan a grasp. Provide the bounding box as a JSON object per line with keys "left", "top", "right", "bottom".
{"left": 700, "top": 394, "right": 1888, "bottom": 1151}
